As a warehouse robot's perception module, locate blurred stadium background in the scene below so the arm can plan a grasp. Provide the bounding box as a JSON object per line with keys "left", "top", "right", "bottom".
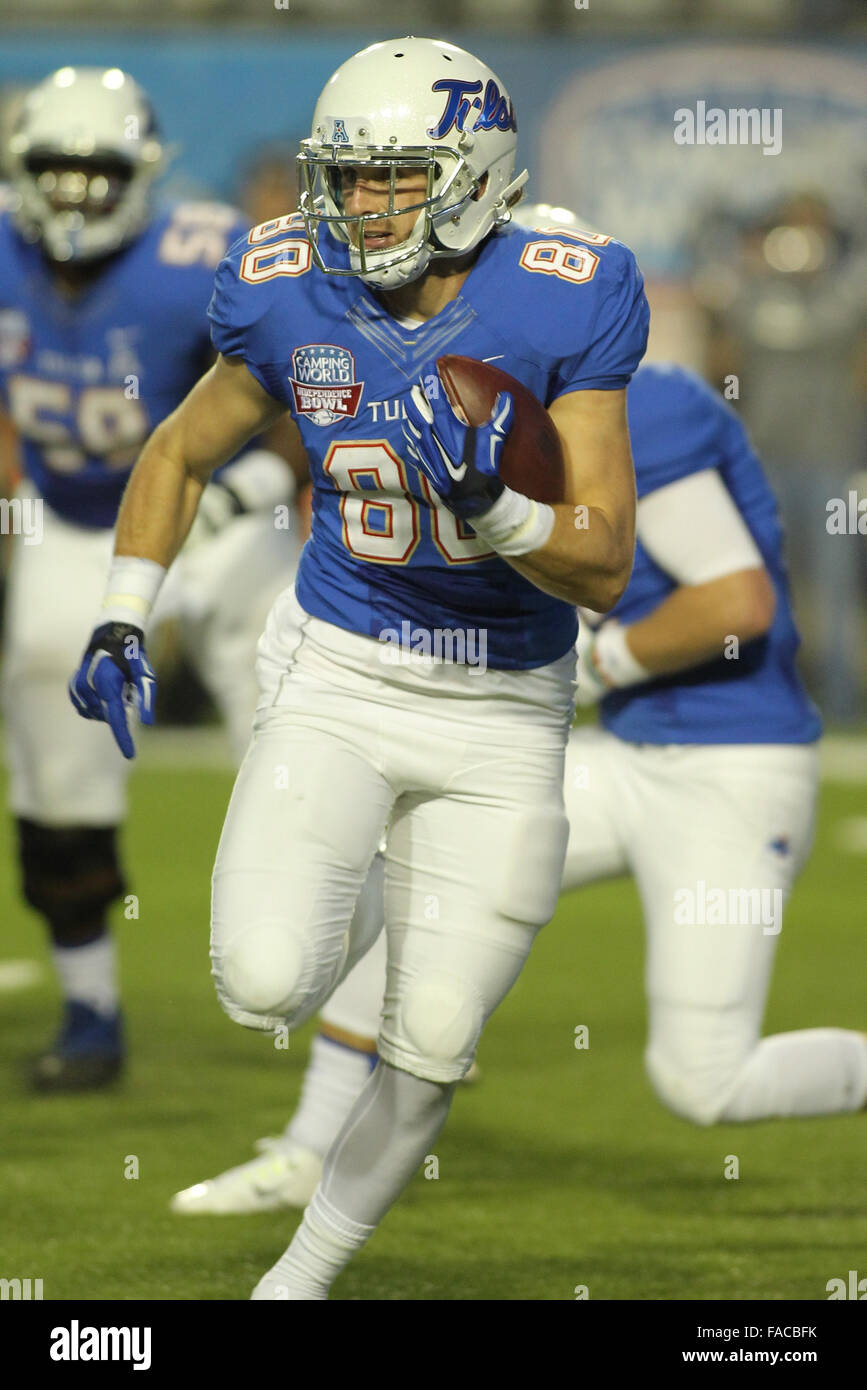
{"left": 1, "top": 0, "right": 863, "bottom": 719}
{"left": 1, "top": 0, "right": 865, "bottom": 720}
{"left": 0, "top": 1, "right": 865, "bottom": 1303}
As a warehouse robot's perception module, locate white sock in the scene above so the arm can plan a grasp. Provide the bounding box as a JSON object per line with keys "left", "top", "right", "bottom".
{"left": 254, "top": 1064, "right": 454, "bottom": 1299}
{"left": 251, "top": 1190, "right": 375, "bottom": 1300}
{"left": 51, "top": 933, "right": 119, "bottom": 1017}
{"left": 285, "top": 1033, "right": 375, "bottom": 1156}
{"left": 720, "top": 1029, "right": 867, "bottom": 1121}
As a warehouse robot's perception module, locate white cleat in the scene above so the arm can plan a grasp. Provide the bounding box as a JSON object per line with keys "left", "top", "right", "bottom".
{"left": 170, "top": 1138, "right": 323, "bottom": 1215}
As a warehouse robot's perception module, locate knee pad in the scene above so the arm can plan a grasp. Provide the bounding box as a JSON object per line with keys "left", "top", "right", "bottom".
{"left": 399, "top": 970, "right": 483, "bottom": 1072}
{"left": 16, "top": 818, "right": 125, "bottom": 940}
{"left": 644, "top": 1043, "right": 741, "bottom": 1128}
{"left": 220, "top": 919, "right": 304, "bottom": 1015}
{"left": 217, "top": 918, "right": 314, "bottom": 1027}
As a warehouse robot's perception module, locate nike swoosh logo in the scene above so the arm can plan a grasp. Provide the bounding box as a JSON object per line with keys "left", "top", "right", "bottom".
{"left": 433, "top": 434, "right": 467, "bottom": 482}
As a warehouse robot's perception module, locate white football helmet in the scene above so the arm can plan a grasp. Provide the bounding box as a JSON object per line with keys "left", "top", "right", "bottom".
{"left": 7, "top": 67, "right": 165, "bottom": 263}
{"left": 297, "top": 36, "right": 528, "bottom": 290}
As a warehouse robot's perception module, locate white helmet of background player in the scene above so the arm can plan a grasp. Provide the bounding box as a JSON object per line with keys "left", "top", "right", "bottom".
{"left": 513, "top": 202, "right": 586, "bottom": 232}
{"left": 298, "top": 36, "right": 528, "bottom": 290}
{"left": 7, "top": 66, "right": 165, "bottom": 263}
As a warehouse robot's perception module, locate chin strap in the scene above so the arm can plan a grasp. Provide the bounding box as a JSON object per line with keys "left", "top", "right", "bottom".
{"left": 494, "top": 168, "right": 530, "bottom": 226}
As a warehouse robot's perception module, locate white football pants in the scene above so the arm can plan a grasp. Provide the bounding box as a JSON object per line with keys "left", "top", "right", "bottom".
{"left": 319, "top": 725, "right": 866, "bottom": 1125}
{"left": 210, "top": 586, "right": 575, "bottom": 1083}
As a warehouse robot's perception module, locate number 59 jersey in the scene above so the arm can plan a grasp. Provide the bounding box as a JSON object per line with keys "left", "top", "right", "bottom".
{"left": 209, "top": 217, "right": 649, "bottom": 670}
{"left": 0, "top": 199, "right": 248, "bottom": 530}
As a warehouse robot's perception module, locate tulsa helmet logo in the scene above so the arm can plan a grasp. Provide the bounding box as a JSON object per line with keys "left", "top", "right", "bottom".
{"left": 427, "top": 78, "right": 518, "bottom": 140}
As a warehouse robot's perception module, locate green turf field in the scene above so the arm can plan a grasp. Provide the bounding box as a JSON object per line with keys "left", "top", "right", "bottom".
{"left": 0, "top": 764, "right": 864, "bottom": 1301}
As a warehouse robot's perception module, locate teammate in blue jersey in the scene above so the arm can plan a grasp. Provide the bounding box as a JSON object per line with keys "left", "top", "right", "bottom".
{"left": 169, "top": 336, "right": 864, "bottom": 1217}
{"left": 0, "top": 68, "right": 297, "bottom": 1090}
{"left": 71, "top": 39, "right": 648, "bottom": 1296}
{"left": 561, "top": 363, "right": 863, "bottom": 1127}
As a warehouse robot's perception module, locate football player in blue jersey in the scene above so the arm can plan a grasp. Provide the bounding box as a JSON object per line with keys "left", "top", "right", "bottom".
{"left": 0, "top": 67, "right": 298, "bottom": 1091}
{"left": 71, "top": 40, "right": 648, "bottom": 1296}
{"left": 168, "top": 218, "right": 865, "bottom": 1221}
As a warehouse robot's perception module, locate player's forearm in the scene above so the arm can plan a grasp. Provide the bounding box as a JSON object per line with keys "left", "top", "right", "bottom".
{"left": 622, "top": 568, "right": 776, "bottom": 676}
{"left": 505, "top": 502, "right": 633, "bottom": 610}
{"left": 114, "top": 425, "right": 205, "bottom": 568}
{"left": 113, "top": 356, "right": 280, "bottom": 566}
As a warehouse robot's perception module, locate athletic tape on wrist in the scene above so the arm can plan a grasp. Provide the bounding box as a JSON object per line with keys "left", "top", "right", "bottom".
{"left": 471, "top": 485, "right": 556, "bottom": 557}
{"left": 593, "top": 621, "right": 651, "bottom": 688}
{"left": 101, "top": 556, "right": 167, "bottom": 629}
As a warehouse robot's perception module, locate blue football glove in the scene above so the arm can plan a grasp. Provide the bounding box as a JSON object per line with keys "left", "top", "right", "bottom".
{"left": 402, "top": 377, "right": 515, "bottom": 520}
{"left": 69, "top": 622, "right": 156, "bottom": 760}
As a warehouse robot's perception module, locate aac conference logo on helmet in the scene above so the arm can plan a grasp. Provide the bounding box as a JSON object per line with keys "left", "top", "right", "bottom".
{"left": 427, "top": 78, "right": 517, "bottom": 140}
{"left": 289, "top": 344, "right": 364, "bottom": 427}
{"left": 330, "top": 119, "right": 349, "bottom": 144}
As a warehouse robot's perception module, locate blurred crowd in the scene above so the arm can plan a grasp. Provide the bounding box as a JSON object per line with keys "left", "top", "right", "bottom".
{"left": 0, "top": 0, "right": 865, "bottom": 32}
{"left": 692, "top": 191, "right": 867, "bottom": 719}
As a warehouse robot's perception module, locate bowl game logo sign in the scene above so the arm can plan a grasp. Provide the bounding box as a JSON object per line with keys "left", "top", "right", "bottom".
{"left": 289, "top": 344, "right": 364, "bottom": 427}
{"left": 538, "top": 44, "right": 866, "bottom": 278}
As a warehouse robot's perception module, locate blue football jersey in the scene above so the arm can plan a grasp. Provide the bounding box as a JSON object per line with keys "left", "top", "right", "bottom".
{"left": 0, "top": 200, "right": 248, "bottom": 529}
{"left": 600, "top": 363, "right": 822, "bottom": 745}
{"left": 209, "top": 216, "right": 648, "bottom": 670}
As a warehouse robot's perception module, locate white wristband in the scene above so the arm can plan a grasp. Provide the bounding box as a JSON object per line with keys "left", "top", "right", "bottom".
{"left": 470, "top": 485, "right": 555, "bottom": 557}
{"left": 101, "top": 556, "right": 167, "bottom": 629}
{"left": 592, "top": 621, "right": 651, "bottom": 689}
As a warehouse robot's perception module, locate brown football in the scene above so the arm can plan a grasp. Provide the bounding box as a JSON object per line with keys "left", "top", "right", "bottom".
{"left": 436, "top": 354, "right": 565, "bottom": 504}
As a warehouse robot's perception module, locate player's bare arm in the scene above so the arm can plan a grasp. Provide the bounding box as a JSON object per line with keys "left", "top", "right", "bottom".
{"left": 70, "top": 354, "right": 284, "bottom": 757}
{"left": 115, "top": 353, "right": 285, "bottom": 567}
{"left": 622, "top": 566, "right": 775, "bottom": 675}
{"left": 575, "top": 457, "right": 778, "bottom": 702}
{"left": 506, "top": 386, "right": 635, "bottom": 611}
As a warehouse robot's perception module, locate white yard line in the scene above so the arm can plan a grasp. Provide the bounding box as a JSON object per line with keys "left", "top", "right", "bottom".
{"left": 2, "top": 727, "right": 866, "bottom": 777}
{"left": 819, "top": 737, "right": 867, "bottom": 783}
{"left": 137, "top": 728, "right": 867, "bottom": 779}
{"left": 0, "top": 959, "right": 42, "bottom": 992}
{"left": 135, "top": 725, "right": 235, "bottom": 770}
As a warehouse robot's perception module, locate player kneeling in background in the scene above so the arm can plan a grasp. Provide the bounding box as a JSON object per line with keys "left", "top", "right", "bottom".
{"left": 171, "top": 353, "right": 866, "bottom": 1215}
{"left": 0, "top": 68, "right": 298, "bottom": 1090}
